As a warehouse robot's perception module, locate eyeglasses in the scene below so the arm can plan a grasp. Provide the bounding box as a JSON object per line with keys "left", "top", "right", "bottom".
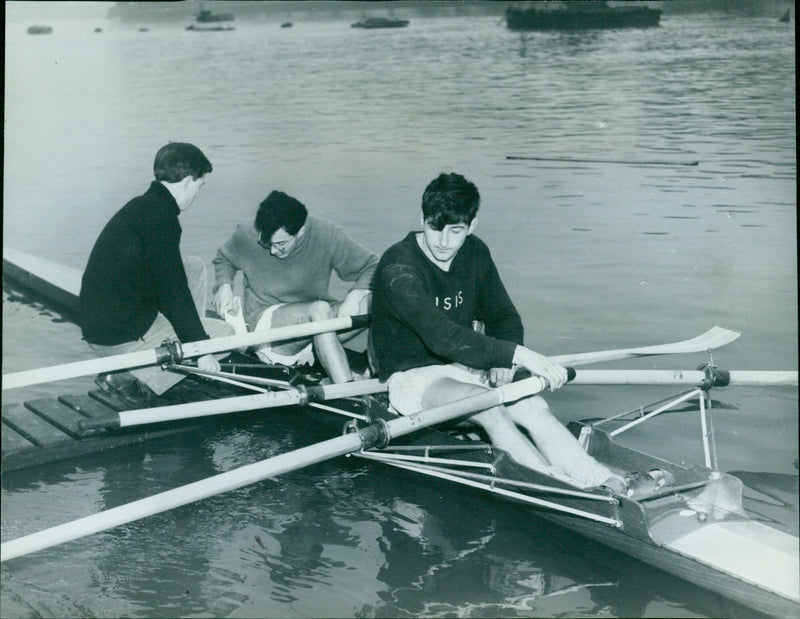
{"left": 258, "top": 231, "right": 292, "bottom": 251}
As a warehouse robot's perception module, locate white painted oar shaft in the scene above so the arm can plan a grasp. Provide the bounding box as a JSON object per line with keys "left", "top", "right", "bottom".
{"left": 569, "top": 370, "right": 798, "bottom": 386}
{"left": 0, "top": 432, "right": 365, "bottom": 562}
{"left": 120, "top": 390, "right": 303, "bottom": 426}
{"left": 99, "top": 379, "right": 388, "bottom": 430}
{"left": 1, "top": 376, "right": 547, "bottom": 562}
{"left": 2, "top": 314, "right": 368, "bottom": 391}
{"left": 3, "top": 350, "right": 160, "bottom": 391}
{"left": 384, "top": 376, "right": 548, "bottom": 440}
{"left": 726, "top": 371, "right": 798, "bottom": 385}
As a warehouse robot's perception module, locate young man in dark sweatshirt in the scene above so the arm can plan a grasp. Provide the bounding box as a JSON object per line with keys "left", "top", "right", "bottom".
{"left": 371, "top": 172, "right": 625, "bottom": 491}
{"left": 80, "top": 142, "right": 233, "bottom": 402}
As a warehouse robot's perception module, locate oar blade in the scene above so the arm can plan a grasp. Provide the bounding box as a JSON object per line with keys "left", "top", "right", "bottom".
{"left": 553, "top": 326, "right": 741, "bottom": 367}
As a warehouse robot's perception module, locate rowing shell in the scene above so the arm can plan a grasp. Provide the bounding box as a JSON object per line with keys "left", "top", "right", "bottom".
{"left": 3, "top": 355, "right": 798, "bottom": 617}
{"left": 3, "top": 248, "right": 798, "bottom": 615}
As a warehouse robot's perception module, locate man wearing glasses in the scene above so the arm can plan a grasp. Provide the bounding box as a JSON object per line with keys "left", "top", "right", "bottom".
{"left": 213, "top": 190, "right": 377, "bottom": 383}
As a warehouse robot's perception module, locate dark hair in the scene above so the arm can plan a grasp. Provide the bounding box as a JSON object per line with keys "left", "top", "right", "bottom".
{"left": 421, "top": 173, "right": 480, "bottom": 229}
{"left": 153, "top": 142, "right": 212, "bottom": 182}
{"left": 255, "top": 191, "right": 308, "bottom": 238}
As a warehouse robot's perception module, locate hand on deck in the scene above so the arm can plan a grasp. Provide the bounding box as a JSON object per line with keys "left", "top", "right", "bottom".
{"left": 512, "top": 346, "right": 568, "bottom": 391}
{"left": 214, "top": 283, "right": 235, "bottom": 316}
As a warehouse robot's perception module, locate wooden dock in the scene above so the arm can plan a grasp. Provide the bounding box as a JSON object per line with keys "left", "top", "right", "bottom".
{"left": 1, "top": 247, "right": 310, "bottom": 474}
{"left": 2, "top": 374, "right": 244, "bottom": 473}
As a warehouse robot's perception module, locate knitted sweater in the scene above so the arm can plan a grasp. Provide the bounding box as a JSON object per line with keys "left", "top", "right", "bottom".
{"left": 213, "top": 216, "right": 378, "bottom": 328}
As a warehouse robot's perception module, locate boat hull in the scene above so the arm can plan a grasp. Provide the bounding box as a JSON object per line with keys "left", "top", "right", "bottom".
{"left": 351, "top": 18, "right": 409, "bottom": 29}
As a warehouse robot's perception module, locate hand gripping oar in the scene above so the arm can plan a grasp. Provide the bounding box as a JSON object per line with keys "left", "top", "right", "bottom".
{"left": 1, "top": 374, "right": 551, "bottom": 562}
{"left": 2, "top": 314, "right": 370, "bottom": 391}
{"left": 79, "top": 378, "right": 390, "bottom": 431}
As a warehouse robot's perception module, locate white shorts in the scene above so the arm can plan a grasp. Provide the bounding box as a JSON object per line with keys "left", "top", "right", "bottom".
{"left": 387, "top": 364, "right": 488, "bottom": 415}
{"left": 253, "top": 304, "right": 315, "bottom": 367}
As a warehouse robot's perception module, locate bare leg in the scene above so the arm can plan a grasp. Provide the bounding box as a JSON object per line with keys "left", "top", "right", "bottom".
{"left": 332, "top": 293, "right": 371, "bottom": 345}
{"left": 308, "top": 301, "right": 353, "bottom": 384}
{"left": 420, "top": 377, "right": 555, "bottom": 474}
{"left": 269, "top": 301, "right": 354, "bottom": 384}
{"left": 506, "top": 396, "right": 619, "bottom": 488}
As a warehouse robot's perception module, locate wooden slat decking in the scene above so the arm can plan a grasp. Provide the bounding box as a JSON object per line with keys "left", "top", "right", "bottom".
{"left": 2, "top": 389, "right": 201, "bottom": 473}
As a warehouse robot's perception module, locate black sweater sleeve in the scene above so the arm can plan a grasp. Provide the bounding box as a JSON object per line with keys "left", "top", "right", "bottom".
{"left": 140, "top": 206, "right": 208, "bottom": 343}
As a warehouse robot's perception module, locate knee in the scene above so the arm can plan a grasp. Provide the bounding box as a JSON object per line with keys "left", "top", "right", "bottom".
{"left": 308, "top": 300, "right": 334, "bottom": 321}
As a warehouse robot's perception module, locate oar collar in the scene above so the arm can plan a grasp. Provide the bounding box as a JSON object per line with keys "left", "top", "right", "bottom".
{"left": 156, "top": 339, "right": 184, "bottom": 366}
{"left": 698, "top": 364, "right": 731, "bottom": 390}
{"left": 343, "top": 417, "right": 390, "bottom": 450}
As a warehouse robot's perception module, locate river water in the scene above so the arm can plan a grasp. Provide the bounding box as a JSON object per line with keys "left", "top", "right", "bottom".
{"left": 2, "top": 4, "right": 797, "bottom": 618}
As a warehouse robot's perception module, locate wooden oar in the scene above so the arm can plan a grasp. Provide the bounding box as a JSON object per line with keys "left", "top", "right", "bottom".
{"left": 2, "top": 314, "right": 370, "bottom": 391}
{"left": 78, "top": 379, "right": 389, "bottom": 431}
{"left": 2, "top": 324, "right": 737, "bottom": 392}
{"left": 0, "top": 375, "right": 550, "bottom": 562}
{"left": 69, "top": 326, "right": 740, "bottom": 431}
{"left": 568, "top": 369, "right": 798, "bottom": 386}
{"left": 551, "top": 326, "right": 740, "bottom": 367}
{"left": 81, "top": 364, "right": 796, "bottom": 433}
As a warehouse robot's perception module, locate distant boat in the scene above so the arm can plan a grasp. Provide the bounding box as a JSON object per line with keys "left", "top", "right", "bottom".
{"left": 196, "top": 8, "right": 234, "bottom": 23}
{"left": 506, "top": 2, "right": 661, "bottom": 31}
{"left": 281, "top": 22, "right": 293, "bottom": 28}
{"left": 779, "top": 8, "right": 790, "bottom": 22}
{"left": 186, "top": 24, "right": 235, "bottom": 32}
{"left": 187, "top": 7, "right": 235, "bottom": 31}
{"left": 27, "top": 25, "right": 53, "bottom": 35}
{"left": 351, "top": 17, "right": 409, "bottom": 29}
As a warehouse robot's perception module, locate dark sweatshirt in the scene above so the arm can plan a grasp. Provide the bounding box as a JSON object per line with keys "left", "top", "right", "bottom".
{"left": 79, "top": 181, "right": 208, "bottom": 346}
{"left": 371, "top": 232, "right": 523, "bottom": 380}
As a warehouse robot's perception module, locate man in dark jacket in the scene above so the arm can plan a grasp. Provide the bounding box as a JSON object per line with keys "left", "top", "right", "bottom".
{"left": 80, "top": 142, "right": 233, "bottom": 403}
{"left": 371, "top": 172, "right": 626, "bottom": 492}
